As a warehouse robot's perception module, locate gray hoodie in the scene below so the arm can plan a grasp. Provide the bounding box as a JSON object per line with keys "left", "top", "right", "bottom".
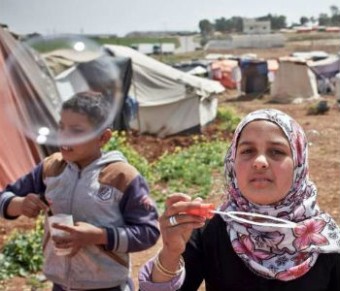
{"left": 1, "top": 151, "right": 160, "bottom": 290}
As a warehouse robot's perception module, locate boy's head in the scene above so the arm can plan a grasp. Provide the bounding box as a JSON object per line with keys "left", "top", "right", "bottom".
{"left": 58, "top": 91, "right": 113, "bottom": 169}
{"left": 61, "top": 91, "right": 112, "bottom": 129}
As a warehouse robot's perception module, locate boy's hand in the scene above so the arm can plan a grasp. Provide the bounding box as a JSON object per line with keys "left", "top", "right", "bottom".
{"left": 7, "top": 194, "right": 48, "bottom": 218}
{"left": 51, "top": 221, "right": 107, "bottom": 256}
{"left": 22, "top": 194, "right": 49, "bottom": 217}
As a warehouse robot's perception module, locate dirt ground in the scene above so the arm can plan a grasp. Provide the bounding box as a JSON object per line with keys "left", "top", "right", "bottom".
{"left": 1, "top": 39, "right": 340, "bottom": 290}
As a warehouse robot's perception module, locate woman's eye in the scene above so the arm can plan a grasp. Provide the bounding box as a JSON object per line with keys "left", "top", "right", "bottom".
{"left": 270, "top": 149, "right": 285, "bottom": 156}
{"left": 240, "top": 148, "right": 253, "bottom": 155}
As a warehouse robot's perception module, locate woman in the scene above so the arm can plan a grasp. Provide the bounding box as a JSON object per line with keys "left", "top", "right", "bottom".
{"left": 139, "top": 108, "right": 340, "bottom": 291}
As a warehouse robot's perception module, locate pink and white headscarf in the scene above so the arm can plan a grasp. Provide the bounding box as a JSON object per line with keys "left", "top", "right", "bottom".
{"left": 220, "top": 108, "right": 340, "bottom": 281}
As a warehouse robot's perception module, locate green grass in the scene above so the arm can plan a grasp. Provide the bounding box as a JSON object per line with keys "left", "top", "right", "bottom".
{"left": 0, "top": 216, "right": 44, "bottom": 280}
{"left": 151, "top": 140, "right": 226, "bottom": 202}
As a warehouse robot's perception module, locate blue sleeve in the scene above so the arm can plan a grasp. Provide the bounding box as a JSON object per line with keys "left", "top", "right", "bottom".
{"left": 0, "top": 163, "right": 45, "bottom": 219}
{"left": 119, "top": 175, "right": 160, "bottom": 252}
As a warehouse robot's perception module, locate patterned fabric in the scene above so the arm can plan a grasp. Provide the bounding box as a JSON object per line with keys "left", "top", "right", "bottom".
{"left": 220, "top": 108, "right": 340, "bottom": 281}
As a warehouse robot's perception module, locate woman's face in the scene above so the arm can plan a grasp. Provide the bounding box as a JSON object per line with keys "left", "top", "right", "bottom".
{"left": 234, "top": 120, "right": 294, "bottom": 205}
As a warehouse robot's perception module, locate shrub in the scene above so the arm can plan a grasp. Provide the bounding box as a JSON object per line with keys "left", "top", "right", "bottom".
{"left": 152, "top": 140, "right": 226, "bottom": 201}
{"left": 216, "top": 107, "right": 242, "bottom": 132}
{"left": 104, "top": 131, "right": 153, "bottom": 183}
{"left": 0, "top": 216, "right": 44, "bottom": 280}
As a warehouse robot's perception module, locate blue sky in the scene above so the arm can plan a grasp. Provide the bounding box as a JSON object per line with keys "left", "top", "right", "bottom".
{"left": 0, "top": 0, "right": 338, "bottom": 36}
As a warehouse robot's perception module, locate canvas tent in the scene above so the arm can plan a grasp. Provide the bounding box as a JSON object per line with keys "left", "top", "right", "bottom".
{"left": 43, "top": 48, "right": 133, "bottom": 130}
{"left": 336, "top": 73, "right": 340, "bottom": 101}
{"left": 0, "top": 27, "right": 61, "bottom": 189}
{"left": 105, "top": 44, "right": 225, "bottom": 137}
{"left": 172, "top": 61, "right": 209, "bottom": 77}
{"left": 270, "top": 57, "right": 320, "bottom": 103}
{"left": 308, "top": 55, "right": 340, "bottom": 94}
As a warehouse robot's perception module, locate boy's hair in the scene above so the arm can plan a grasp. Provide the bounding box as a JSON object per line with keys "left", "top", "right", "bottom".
{"left": 62, "top": 91, "right": 113, "bottom": 129}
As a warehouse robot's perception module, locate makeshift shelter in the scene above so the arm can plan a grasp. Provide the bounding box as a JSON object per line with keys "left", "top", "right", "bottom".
{"left": 0, "top": 27, "right": 60, "bottom": 189}
{"left": 308, "top": 55, "right": 340, "bottom": 94}
{"left": 43, "top": 49, "right": 133, "bottom": 130}
{"left": 187, "top": 65, "right": 208, "bottom": 76}
{"left": 267, "top": 59, "right": 279, "bottom": 82}
{"left": 270, "top": 57, "right": 320, "bottom": 103}
{"left": 291, "top": 51, "right": 329, "bottom": 61}
{"left": 336, "top": 73, "right": 340, "bottom": 101}
{"left": 105, "top": 44, "right": 225, "bottom": 137}
{"left": 239, "top": 59, "right": 269, "bottom": 96}
{"left": 173, "top": 62, "right": 209, "bottom": 77}
{"left": 210, "top": 59, "right": 241, "bottom": 90}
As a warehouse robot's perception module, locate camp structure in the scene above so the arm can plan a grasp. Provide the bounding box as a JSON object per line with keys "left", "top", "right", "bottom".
{"left": 104, "top": 44, "right": 225, "bottom": 137}
{"left": 0, "top": 26, "right": 61, "bottom": 189}
{"left": 336, "top": 73, "right": 340, "bottom": 100}
{"left": 239, "top": 58, "right": 269, "bottom": 97}
{"left": 173, "top": 60, "right": 209, "bottom": 77}
{"left": 210, "top": 59, "right": 241, "bottom": 90}
{"left": 42, "top": 47, "right": 133, "bottom": 130}
{"left": 267, "top": 59, "right": 279, "bottom": 83}
{"left": 270, "top": 57, "right": 320, "bottom": 103}
{"left": 308, "top": 55, "right": 340, "bottom": 94}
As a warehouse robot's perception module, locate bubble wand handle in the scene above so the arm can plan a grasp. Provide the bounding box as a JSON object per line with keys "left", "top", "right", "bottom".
{"left": 185, "top": 204, "right": 215, "bottom": 219}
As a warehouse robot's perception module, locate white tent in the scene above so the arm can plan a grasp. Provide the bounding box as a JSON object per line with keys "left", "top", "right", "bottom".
{"left": 42, "top": 48, "right": 134, "bottom": 130}
{"left": 308, "top": 55, "right": 340, "bottom": 94}
{"left": 336, "top": 73, "right": 340, "bottom": 101}
{"left": 105, "top": 44, "right": 225, "bottom": 137}
{"left": 187, "top": 65, "right": 208, "bottom": 76}
{"left": 270, "top": 57, "right": 320, "bottom": 103}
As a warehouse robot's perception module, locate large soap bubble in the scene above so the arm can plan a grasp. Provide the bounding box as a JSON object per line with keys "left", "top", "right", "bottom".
{"left": 2, "top": 34, "right": 122, "bottom": 147}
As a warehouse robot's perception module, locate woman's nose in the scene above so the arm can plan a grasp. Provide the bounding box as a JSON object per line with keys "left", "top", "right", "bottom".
{"left": 253, "top": 154, "right": 269, "bottom": 169}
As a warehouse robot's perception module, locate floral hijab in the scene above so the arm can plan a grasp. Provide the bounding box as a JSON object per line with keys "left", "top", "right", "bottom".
{"left": 220, "top": 108, "right": 340, "bottom": 281}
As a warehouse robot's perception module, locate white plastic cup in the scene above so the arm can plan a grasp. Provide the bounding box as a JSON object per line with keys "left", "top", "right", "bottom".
{"left": 48, "top": 213, "right": 74, "bottom": 256}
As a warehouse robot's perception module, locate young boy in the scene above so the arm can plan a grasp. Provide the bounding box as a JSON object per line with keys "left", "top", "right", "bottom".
{"left": 0, "top": 91, "right": 160, "bottom": 291}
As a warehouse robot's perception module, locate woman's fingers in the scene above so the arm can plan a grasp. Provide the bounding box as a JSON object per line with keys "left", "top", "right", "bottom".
{"left": 164, "top": 193, "right": 192, "bottom": 208}
{"left": 165, "top": 201, "right": 210, "bottom": 217}
{"left": 161, "top": 213, "right": 206, "bottom": 230}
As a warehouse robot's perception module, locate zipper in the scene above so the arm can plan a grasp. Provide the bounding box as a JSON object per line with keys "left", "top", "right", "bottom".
{"left": 65, "top": 168, "right": 81, "bottom": 290}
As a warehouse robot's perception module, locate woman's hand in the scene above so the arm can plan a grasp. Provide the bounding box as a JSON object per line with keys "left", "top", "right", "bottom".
{"left": 151, "top": 193, "right": 208, "bottom": 282}
{"left": 160, "top": 193, "right": 207, "bottom": 256}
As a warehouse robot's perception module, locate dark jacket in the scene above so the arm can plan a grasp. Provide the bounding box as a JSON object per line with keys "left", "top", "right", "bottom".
{"left": 180, "top": 215, "right": 340, "bottom": 291}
